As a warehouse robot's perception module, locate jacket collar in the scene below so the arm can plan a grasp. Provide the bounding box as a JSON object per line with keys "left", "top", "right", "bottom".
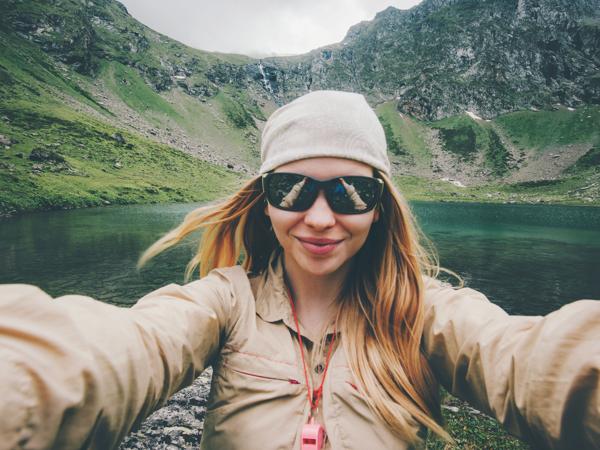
{"left": 254, "top": 250, "right": 337, "bottom": 340}
{"left": 255, "top": 250, "right": 294, "bottom": 326}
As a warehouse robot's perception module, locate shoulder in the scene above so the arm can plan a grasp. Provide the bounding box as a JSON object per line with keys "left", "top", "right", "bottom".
{"left": 204, "top": 265, "right": 253, "bottom": 299}
{"left": 197, "top": 265, "right": 256, "bottom": 320}
{"left": 422, "top": 275, "right": 492, "bottom": 310}
{"left": 135, "top": 265, "right": 251, "bottom": 316}
{"left": 421, "top": 275, "right": 511, "bottom": 338}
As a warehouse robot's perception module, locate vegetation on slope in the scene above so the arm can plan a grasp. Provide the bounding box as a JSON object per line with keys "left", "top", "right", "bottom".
{"left": 103, "top": 61, "right": 182, "bottom": 126}
{"left": 0, "top": 18, "right": 241, "bottom": 217}
{"left": 376, "top": 102, "right": 431, "bottom": 170}
{"left": 426, "top": 392, "right": 529, "bottom": 450}
{"left": 495, "top": 106, "right": 600, "bottom": 152}
{"left": 568, "top": 146, "right": 600, "bottom": 172}
{"left": 0, "top": 100, "right": 240, "bottom": 216}
{"left": 429, "top": 115, "right": 512, "bottom": 176}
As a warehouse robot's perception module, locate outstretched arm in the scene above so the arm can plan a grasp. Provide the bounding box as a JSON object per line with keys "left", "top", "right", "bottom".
{"left": 0, "top": 268, "right": 236, "bottom": 450}
{"left": 422, "top": 279, "right": 600, "bottom": 450}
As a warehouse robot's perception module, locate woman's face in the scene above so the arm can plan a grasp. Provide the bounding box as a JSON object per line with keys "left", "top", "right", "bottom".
{"left": 266, "top": 157, "right": 379, "bottom": 279}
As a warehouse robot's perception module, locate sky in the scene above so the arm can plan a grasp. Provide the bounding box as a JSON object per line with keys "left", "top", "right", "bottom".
{"left": 118, "top": 0, "right": 423, "bottom": 57}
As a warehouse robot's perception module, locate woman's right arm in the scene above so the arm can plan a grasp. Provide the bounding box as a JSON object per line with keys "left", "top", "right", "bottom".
{"left": 0, "top": 268, "right": 237, "bottom": 450}
{"left": 422, "top": 278, "right": 600, "bottom": 450}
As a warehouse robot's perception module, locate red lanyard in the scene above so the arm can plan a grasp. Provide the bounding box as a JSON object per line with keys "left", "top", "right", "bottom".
{"left": 285, "top": 286, "right": 337, "bottom": 416}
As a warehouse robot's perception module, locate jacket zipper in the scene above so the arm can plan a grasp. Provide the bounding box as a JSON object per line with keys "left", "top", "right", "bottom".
{"left": 346, "top": 381, "right": 359, "bottom": 391}
{"left": 225, "top": 364, "right": 301, "bottom": 385}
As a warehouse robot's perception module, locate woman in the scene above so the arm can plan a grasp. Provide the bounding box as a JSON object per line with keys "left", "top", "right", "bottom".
{"left": 0, "top": 91, "right": 598, "bottom": 450}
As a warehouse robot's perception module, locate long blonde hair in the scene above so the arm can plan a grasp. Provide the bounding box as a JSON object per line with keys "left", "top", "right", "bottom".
{"left": 138, "top": 172, "right": 452, "bottom": 443}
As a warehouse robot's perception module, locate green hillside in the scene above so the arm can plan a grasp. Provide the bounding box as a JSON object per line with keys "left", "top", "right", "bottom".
{"left": 378, "top": 100, "right": 600, "bottom": 205}
{"left": 1, "top": 0, "right": 599, "bottom": 219}
{"left": 496, "top": 107, "right": 600, "bottom": 151}
{"left": 376, "top": 102, "right": 431, "bottom": 166}
{"left": 0, "top": 13, "right": 242, "bottom": 216}
{"left": 0, "top": 101, "right": 241, "bottom": 215}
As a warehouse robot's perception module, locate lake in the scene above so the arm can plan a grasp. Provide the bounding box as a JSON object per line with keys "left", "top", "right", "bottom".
{"left": 1, "top": 201, "right": 599, "bottom": 315}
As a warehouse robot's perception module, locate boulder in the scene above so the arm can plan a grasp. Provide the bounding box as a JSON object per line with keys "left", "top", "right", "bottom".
{"left": 0, "top": 134, "right": 11, "bottom": 146}
{"left": 112, "top": 133, "right": 126, "bottom": 145}
{"left": 29, "top": 148, "right": 66, "bottom": 163}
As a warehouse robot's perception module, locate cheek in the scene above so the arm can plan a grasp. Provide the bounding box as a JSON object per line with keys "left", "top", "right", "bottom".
{"left": 266, "top": 206, "right": 300, "bottom": 242}
{"left": 345, "top": 214, "right": 377, "bottom": 238}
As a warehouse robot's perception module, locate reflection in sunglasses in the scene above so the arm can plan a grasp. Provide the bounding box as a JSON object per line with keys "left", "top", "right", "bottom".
{"left": 340, "top": 178, "right": 367, "bottom": 211}
{"left": 279, "top": 177, "right": 307, "bottom": 208}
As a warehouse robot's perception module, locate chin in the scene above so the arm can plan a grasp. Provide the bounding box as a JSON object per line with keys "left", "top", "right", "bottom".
{"left": 297, "top": 255, "right": 348, "bottom": 277}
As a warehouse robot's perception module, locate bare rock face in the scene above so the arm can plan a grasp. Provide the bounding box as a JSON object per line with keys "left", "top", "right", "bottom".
{"left": 259, "top": 0, "right": 600, "bottom": 120}
{"left": 4, "top": 0, "right": 598, "bottom": 121}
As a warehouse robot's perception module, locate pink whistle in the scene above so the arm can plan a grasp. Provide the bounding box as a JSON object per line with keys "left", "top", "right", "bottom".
{"left": 301, "top": 421, "right": 326, "bottom": 450}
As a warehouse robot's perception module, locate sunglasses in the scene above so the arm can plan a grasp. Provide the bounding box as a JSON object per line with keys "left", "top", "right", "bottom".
{"left": 262, "top": 172, "right": 384, "bottom": 214}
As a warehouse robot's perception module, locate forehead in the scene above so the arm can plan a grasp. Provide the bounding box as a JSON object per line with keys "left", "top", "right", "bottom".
{"left": 273, "top": 157, "right": 373, "bottom": 179}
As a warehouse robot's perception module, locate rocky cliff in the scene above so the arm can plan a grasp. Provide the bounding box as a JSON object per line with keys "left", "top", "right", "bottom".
{"left": 261, "top": 0, "right": 600, "bottom": 120}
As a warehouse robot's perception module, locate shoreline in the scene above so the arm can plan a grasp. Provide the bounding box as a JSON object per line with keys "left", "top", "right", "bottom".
{"left": 2, "top": 194, "right": 599, "bottom": 220}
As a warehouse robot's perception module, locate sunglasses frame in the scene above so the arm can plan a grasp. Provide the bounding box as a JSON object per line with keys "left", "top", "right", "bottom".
{"left": 262, "top": 172, "right": 384, "bottom": 215}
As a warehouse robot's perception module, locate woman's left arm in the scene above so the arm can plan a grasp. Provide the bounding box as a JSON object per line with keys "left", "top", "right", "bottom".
{"left": 422, "top": 278, "right": 600, "bottom": 450}
{"left": 0, "top": 268, "right": 235, "bottom": 450}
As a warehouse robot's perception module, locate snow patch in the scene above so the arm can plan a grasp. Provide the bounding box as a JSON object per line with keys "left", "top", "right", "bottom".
{"left": 441, "top": 177, "right": 467, "bottom": 188}
{"left": 466, "top": 111, "right": 483, "bottom": 121}
{"left": 516, "top": 0, "right": 527, "bottom": 19}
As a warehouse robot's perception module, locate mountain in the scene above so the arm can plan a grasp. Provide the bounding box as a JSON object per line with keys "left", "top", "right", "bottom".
{"left": 0, "top": 0, "right": 599, "bottom": 216}
{"left": 264, "top": 0, "right": 600, "bottom": 120}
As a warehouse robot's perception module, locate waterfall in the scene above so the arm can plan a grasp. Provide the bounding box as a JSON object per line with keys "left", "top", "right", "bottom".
{"left": 258, "top": 62, "right": 274, "bottom": 94}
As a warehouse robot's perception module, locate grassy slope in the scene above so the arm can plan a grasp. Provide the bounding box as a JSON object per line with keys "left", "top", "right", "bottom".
{"left": 492, "top": 107, "right": 600, "bottom": 204}
{"left": 395, "top": 171, "right": 600, "bottom": 206}
{"left": 100, "top": 61, "right": 261, "bottom": 167}
{"left": 378, "top": 100, "right": 599, "bottom": 205}
{"left": 376, "top": 101, "right": 432, "bottom": 167}
{"left": 496, "top": 106, "right": 600, "bottom": 151}
{"left": 102, "top": 61, "right": 183, "bottom": 127}
{"left": 0, "top": 29, "right": 241, "bottom": 216}
{"left": 0, "top": 102, "right": 241, "bottom": 213}
{"left": 429, "top": 114, "right": 512, "bottom": 176}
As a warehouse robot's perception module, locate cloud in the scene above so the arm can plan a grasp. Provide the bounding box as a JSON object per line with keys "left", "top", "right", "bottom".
{"left": 118, "top": 0, "right": 423, "bottom": 56}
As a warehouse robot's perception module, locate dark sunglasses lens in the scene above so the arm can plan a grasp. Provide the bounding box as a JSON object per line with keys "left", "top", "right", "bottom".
{"left": 265, "top": 173, "right": 316, "bottom": 211}
{"left": 326, "top": 177, "right": 380, "bottom": 214}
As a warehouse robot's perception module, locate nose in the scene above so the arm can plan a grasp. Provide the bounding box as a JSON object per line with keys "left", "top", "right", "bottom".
{"left": 304, "top": 191, "right": 336, "bottom": 230}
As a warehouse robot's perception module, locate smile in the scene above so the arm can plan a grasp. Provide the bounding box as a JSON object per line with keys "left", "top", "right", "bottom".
{"left": 296, "top": 237, "right": 343, "bottom": 255}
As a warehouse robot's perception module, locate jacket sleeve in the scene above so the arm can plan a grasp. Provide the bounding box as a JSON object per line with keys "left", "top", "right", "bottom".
{"left": 0, "top": 269, "right": 237, "bottom": 450}
{"left": 422, "top": 278, "right": 600, "bottom": 450}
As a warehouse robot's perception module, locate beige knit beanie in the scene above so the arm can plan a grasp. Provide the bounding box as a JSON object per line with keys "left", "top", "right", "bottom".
{"left": 259, "top": 90, "right": 391, "bottom": 176}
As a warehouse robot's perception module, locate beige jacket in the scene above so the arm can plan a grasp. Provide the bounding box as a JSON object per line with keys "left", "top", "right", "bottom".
{"left": 0, "top": 255, "right": 599, "bottom": 450}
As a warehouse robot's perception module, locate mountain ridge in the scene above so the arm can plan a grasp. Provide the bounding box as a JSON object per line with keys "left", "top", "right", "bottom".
{"left": 0, "top": 0, "right": 599, "bottom": 216}
{"left": 263, "top": 0, "right": 600, "bottom": 120}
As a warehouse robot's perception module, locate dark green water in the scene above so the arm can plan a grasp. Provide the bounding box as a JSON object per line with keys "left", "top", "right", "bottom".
{"left": 1, "top": 202, "right": 599, "bottom": 315}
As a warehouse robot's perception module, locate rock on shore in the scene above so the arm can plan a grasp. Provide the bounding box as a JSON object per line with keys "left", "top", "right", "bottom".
{"left": 120, "top": 369, "right": 212, "bottom": 449}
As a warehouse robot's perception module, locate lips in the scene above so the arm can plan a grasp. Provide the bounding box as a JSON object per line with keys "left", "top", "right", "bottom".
{"left": 296, "top": 236, "right": 343, "bottom": 255}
